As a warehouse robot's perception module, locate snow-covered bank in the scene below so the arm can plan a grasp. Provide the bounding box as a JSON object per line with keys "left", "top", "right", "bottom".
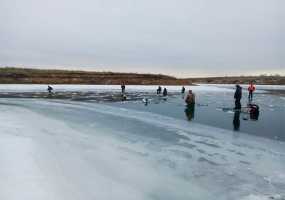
{"left": 0, "top": 98, "right": 284, "bottom": 200}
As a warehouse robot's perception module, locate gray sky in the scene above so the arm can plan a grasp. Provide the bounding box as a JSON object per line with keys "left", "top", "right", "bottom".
{"left": 0, "top": 0, "right": 284, "bottom": 77}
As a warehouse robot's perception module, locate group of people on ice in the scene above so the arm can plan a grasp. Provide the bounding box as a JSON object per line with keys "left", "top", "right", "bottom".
{"left": 232, "top": 82, "right": 260, "bottom": 130}
{"left": 157, "top": 83, "right": 257, "bottom": 110}
{"left": 156, "top": 82, "right": 258, "bottom": 123}
{"left": 234, "top": 82, "right": 256, "bottom": 110}
{"left": 47, "top": 82, "right": 259, "bottom": 124}
{"left": 156, "top": 85, "right": 195, "bottom": 103}
{"left": 156, "top": 86, "right": 168, "bottom": 97}
{"left": 234, "top": 83, "right": 259, "bottom": 115}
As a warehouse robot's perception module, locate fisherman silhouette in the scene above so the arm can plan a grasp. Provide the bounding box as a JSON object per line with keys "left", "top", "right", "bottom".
{"left": 121, "top": 84, "right": 126, "bottom": 94}
{"left": 181, "top": 86, "right": 185, "bottom": 94}
{"left": 185, "top": 90, "right": 195, "bottom": 105}
{"left": 248, "top": 82, "right": 256, "bottom": 101}
{"left": 162, "top": 88, "right": 168, "bottom": 97}
{"left": 157, "top": 86, "right": 162, "bottom": 94}
{"left": 234, "top": 85, "right": 242, "bottom": 110}
{"left": 47, "top": 85, "right": 53, "bottom": 94}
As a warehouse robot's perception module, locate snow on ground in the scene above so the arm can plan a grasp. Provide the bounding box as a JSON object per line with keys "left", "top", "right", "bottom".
{"left": 0, "top": 96, "right": 284, "bottom": 200}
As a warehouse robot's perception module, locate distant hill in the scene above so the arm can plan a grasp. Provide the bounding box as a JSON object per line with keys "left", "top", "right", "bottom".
{"left": 0, "top": 67, "right": 191, "bottom": 85}
{"left": 187, "top": 76, "right": 285, "bottom": 85}
{"left": 0, "top": 67, "right": 284, "bottom": 85}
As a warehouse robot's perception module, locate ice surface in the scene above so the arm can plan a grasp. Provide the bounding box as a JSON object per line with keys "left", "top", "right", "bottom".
{"left": 0, "top": 97, "right": 284, "bottom": 200}
{"left": 202, "top": 84, "right": 285, "bottom": 93}
{"left": 0, "top": 84, "right": 235, "bottom": 93}
{"left": 0, "top": 84, "right": 283, "bottom": 97}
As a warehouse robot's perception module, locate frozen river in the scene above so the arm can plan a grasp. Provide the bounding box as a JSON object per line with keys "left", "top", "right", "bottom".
{"left": 0, "top": 84, "right": 284, "bottom": 200}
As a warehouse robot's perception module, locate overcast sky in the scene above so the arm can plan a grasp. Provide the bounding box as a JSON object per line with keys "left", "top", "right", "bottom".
{"left": 0, "top": 0, "right": 284, "bottom": 77}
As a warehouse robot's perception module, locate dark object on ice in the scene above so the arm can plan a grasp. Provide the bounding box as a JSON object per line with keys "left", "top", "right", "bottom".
{"left": 181, "top": 86, "right": 185, "bottom": 94}
{"left": 185, "top": 90, "right": 195, "bottom": 105}
{"left": 163, "top": 88, "right": 168, "bottom": 96}
{"left": 143, "top": 98, "right": 149, "bottom": 106}
{"left": 185, "top": 103, "right": 195, "bottom": 121}
{"left": 121, "top": 84, "right": 126, "bottom": 94}
{"left": 233, "top": 110, "right": 241, "bottom": 131}
{"left": 47, "top": 85, "right": 53, "bottom": 94}
{"left": 248, "top": 103, "right": 259, "bottom": 120}
{"left": 234, "top": 85, "right": 242, "bottom": 110}
{"left": 157, "top": 86, "right": 162, "bottom": 94}
{"left": 248, "top": 82, "right": 256, "bottom": 101}
{"left": 121, "top": 94, "right": 127, "bottom": 101}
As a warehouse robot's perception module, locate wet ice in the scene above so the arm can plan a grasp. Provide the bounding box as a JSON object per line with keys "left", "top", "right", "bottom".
{"left": 0, "top": 84, "right": 284, "bottom": 200}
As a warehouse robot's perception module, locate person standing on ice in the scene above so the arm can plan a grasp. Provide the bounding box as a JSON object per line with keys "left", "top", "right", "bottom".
{"left": 162, "top": 88, "right": 168, "bottom": 97}
{"left": 185, "top": 90, "right": 195, "bottom": 121}
{"left": 157, "top": 86, "right": 162, "bottom": 94}
{"left": 234, "top": 84, "right": 242, "bottom": 110}
{"left": 181, "top": 86, "right": 186, "bottom": 94}
{"left": 185, "top": 90, "right": 195, "bottom": 105}
{"left": 248, "top": 82, "right": 256, "bottom": 101}
{"left": 47, "top": 85, "right": 53, "bottom": 94}
{"left": 121, "top": 84, "right": 126, "bottom": 94}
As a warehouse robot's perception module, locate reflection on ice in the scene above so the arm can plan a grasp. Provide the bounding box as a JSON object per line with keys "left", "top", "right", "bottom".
{"left": 0, "top": 98, "right": 284, "bottom": 200}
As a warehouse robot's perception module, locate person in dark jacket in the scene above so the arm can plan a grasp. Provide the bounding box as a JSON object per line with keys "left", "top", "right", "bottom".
{"left": 162, "top": 88, "right": 168, "bottom": 96}
{"left": 234, "top": 84, "right": 242, "bottom": 110}
{"left": 157, "top": 86, "right": 162, "bottom": 94}
{"left": 47, "top": 85, "right": 53, "bottom": 94}
{"left": 181, "top": 86, "right": 186, "bottom": 94}
{"left": 185, "top": 90, "right": 195, "bottom": 105}
{"left": 121, "top": 84, "right": 126, "bottom": 94}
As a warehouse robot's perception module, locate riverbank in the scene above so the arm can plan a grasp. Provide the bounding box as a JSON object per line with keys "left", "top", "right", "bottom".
{"left": 188, "top": 76, "right": 285, "bottom": 85}
{"left": 1, "top": 67, "right": 284, "bottom": 85}
{"left": 0, "top": 67, "right": 191, "bottom": 85}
